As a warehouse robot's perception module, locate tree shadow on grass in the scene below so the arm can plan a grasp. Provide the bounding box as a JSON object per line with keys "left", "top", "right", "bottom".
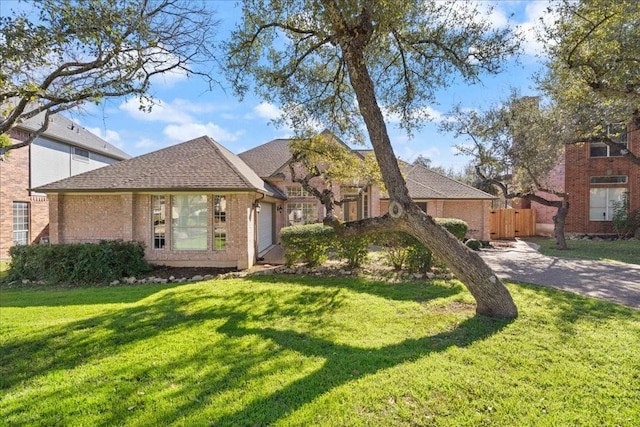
{"left": 0, "top": 282, "right": 186, "bottom": 307}
{"left": 211, "top": 313, "right": 512, "bottom": 426}
{"left": 1, "top": 276, "right": 471, "bottom": 425}
{"left": 243, "top": 273, "right": 463, "bottom": 303}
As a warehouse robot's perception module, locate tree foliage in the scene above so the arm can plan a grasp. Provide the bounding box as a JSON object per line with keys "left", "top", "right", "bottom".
{"left": 540, "top": 0, "right": 640, "bottom": 165}
{"left": 225, "top": 0, "right": 521, "bottom": 317}
{"left": 0, "top": 0, "right": 218, "bottom": 151}
{"left": 446, "top": 94, "right": 571, "bottom": 249}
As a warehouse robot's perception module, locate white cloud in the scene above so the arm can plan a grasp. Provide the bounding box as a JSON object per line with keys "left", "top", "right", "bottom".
{"left": 516, "top": 1, "right": 554, "bottom": 57}
{"left": 134, "top": 138, "right": 156, "bottom": 149}
{"left": 382, "top": 105, "right": 445, "bottom": 124}
{"left": 253, "top": 102, "right": 282, "bottom": 120}
{"left": 119, "top": 98, "right": 220, "bottom": 124}
{"left": 84, "top": 126, "right": 123, "bottom": 148}
{"left": 163, "top": 122, "right": 244, "bottom": 143}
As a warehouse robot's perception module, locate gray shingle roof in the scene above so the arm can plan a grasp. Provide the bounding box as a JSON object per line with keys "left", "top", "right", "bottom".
{"left": 18, "top": 112, "right": 130, "bottom": 160}
{"left": 238, "top": 138, "right": 293, "bottom": 178}
{"left": 34, "top": 136, "right": 285, "bottom": 198}
{"left": 384, "top": 163, "right": 496, "bottom": 200}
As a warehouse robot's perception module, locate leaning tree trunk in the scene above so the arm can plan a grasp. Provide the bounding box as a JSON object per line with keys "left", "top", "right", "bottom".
{"left": 553, "top": 200, "right": 569, "bottom": 250}
{"left": 328, "top": 7, "right": 517, "bottom": 317}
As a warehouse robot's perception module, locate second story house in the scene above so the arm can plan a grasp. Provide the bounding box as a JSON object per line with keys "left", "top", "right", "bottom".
{"left": 0, "top": 113, "right": 130, "bottom": 259}
{"left": 532, "top": 120, "right": 640, "bottom": 235}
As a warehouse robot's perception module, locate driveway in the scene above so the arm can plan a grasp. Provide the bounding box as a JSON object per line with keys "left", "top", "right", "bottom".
{"left": 479, "top": 239, "right": 640, "bottom": 309}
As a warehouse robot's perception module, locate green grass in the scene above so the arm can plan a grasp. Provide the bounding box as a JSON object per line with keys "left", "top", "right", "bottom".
{"left": 525, "top": 237, "right": 640, "bottom": 265}
{"left": 1, "top": 276, "right": 639, "bottom": 426}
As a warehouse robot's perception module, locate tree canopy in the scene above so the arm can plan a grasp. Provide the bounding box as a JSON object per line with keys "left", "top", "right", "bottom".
{"left": 225, "top": 0, "right": 521, "bottom": 317}
{"left": 446, "top": 94, "right": 572, "bottom": 249}
{"left": 540, "top": 0, "right": 640, "bottom": 165}
{"left": 0, "top": 0, "right": 218, "bottom": 152}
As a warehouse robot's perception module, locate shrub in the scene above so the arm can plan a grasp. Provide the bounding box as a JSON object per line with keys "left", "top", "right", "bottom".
{"left": 435, "top": 218, "right": 468, "bottom": 240}
{"left": 405, "top": 241, "right": 433, "bottom": 273}
{"left": 6, "top": 240, "right": 151, "bottom": 284}
{"left": 612, "top": 193, "right": 640, "bottom": 238}
{"left": 373, "top": 232, "right": 411, "bottom": 270}
{"left": 337, "top": 235, "right": 370, "bottom": 268}
{"left": 280, "top": 224, "right": 335, "bottom": 267}
{"left": 465, "top": 239, "right": 482, "bottom": 251}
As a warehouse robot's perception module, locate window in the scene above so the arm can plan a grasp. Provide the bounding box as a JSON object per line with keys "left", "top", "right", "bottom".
{"left": 152, "top": 196, "right": 166, "bottom": 249}
{"left": 590, "top": 124, "right": 628, "bottom": 157}
{"left": 171, "top": 195, "right": 208, "bottom": 250}
{"left": 213, "top": 196, "right": 227, "bottom": 250}
{"left": 72, "top": 147, "right": 90, "bottom": 162}
{"left": 286, "top": 186, "right": 313, "bottom": 197}
{"left": 416, "top": 202, "right": 428, "bottom": 213}
{"left": 590, "top": 176, "right": 628, "bottom": 184}
{"left": 589, "top": 188, "right": 627, "bottom": 221}
{"left": 13, "top": 202, "right": 29, "bottom": 245}
{"left": 286, "top": 202, "right": 318, "bottom": 226}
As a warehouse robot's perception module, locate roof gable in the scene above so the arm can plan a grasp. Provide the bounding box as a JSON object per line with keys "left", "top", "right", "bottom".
{"left": 35, "top": 136, "right": 284, "bottom": 197}
{"left": 17, "top": 112, "right": 130, "bottom": 160}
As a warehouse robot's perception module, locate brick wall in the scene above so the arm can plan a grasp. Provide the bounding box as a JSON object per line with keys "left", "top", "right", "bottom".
{"left": 380, "top": 199, "right": 492, "bottom": 240}
{"left": 0, "top": 130, "right": 49, "bottom": 260}
{"left": 564, "top": 121, "right": 640, "bottom": 234}
{"left": 51, "top": 192, "right": 257, "bottom": 269}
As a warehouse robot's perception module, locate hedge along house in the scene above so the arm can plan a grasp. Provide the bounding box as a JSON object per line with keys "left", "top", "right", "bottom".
{"left": 34, "top": 136, "right": 286, "bottom": 269}
{"left": 379, "top": 163, "right": 497, "bottom": 241}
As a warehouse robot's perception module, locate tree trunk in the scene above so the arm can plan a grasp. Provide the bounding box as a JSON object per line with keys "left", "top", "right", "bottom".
{"left": 330, "top": 14, "right": 517, "bottom": 317}
{"left": 553, "top": 200, "right": 569, "bottom": 250}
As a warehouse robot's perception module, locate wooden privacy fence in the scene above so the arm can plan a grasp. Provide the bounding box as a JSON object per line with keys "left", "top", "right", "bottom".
{"left": 489, "top": 209, "right": 537, "bottom": 240}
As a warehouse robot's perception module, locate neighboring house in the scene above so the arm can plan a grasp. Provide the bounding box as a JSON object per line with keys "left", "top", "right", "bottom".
{"left": 34, "top": 132, "right": 497, "bottom": 269}
{"left": 0, "top": 113, "right": 129, "bottom": 260}
{"left": 532, "top": 120, "right": 640, "bottom": 234}
{"left": 380, "top": 163, "right": 497, "bottom": 241}
{"left": 35, "top": 136, "right": 286, "bottom": 269}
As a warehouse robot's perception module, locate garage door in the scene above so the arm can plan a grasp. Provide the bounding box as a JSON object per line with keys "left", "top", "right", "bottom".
{"left": 258, "top": 202, "right": 274, "bottom": 253}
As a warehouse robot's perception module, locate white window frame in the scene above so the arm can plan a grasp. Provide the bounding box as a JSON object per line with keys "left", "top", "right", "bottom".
{"left": 286, "top": 202, "right": 319, "bottom": 226}
{"left": 13, "top": 202, "right": 29, "bottom": 245}
{"left": 171, "top": 195, "right": 208, "bottom": 250}
{"left": 151, "top": 196, "right": 166, "bottom": 249}
{"left": 589, "top": 188, "right": 627, "bottom": 221}
{"left": 286, "top": 186, "right": 313, "bottom": 197}
{"left": 590, "top": 124, "right": 628, "bottom": 158}
{"left": 213, "top": 196, "right": 227, "bottom": 251}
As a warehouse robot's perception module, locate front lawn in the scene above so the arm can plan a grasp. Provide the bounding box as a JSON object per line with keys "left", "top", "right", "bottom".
{"left": 525, "top": 237, "right": 640, "bottom": 265}
{"left": 1, "top": 276, "right": 638, "bottom": 426}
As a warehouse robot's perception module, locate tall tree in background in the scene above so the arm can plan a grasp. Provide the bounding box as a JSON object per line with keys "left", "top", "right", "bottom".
{"left": 541, "top": 0, "right": 640, "bottom": 165}
{"left": 0, "top": 0, "right": 218, "bottom": 152}
{"left": 446, "top": 95, "right": 572, "bottom": 249}
{"left": 225, "top": 0, "right": 521, "bottom": 317}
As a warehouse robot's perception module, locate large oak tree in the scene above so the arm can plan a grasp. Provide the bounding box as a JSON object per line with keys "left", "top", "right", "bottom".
{"left": 225, "top": 0, "right": 521, "bottom": 317}
{"left": 0, "top": 0, "right": 218, "bottom": 153}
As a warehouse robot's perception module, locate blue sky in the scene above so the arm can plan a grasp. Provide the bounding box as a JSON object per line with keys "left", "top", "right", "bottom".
{"left": 10, "top": 1, "right": 553, "bottom": 171}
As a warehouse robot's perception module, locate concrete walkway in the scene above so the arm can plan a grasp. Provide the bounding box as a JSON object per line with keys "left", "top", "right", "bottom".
{"left": 479, "top": 239, "right": 640, "bottom": 309}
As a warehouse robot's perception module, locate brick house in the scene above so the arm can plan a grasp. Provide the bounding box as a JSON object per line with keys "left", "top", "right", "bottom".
{"left": 35, "top": 136, "right": 286, "bottom": 269}
{"left": 239, "top": 132, "right": 496, "bottom": 241}
{"left": 532, "top": 120, "right": 640, "bottom": 234}
{"left": 0, "top": 114, "right": 129, "bottom": 260}
{"left": 34, "top": 132, "right": 496, "bottom": 269}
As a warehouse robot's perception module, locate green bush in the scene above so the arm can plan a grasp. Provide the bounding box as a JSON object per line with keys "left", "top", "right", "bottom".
{"left": 465, "top": 239, "right": 482, "bottom": 251}
{"left": 373, "top": 232, "right": 411, "bottom": 270}
{"left": 6, "top": 240, "right": 151, "bottom": 284}
{"left": 281, "top": 224, "right": 335, "bottom": 267}
{"left": 435, "top": 218, "right": 468, "bottom": 240}
{"left": 337, "top": 235, "right": 370, "bottom": 268}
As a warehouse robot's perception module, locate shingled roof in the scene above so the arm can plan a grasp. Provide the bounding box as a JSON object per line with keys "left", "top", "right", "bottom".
{"left": 17, "top": 112, "right": 130, "bottom": 160}
{"left": 384, "top": 163, "right": 496, "bottom": 200}
{"left": 34, "top": 136, "right": 285, "bottom": 198}
{"left": 238, "top": 137, "right": 292, "bottom": 178}
{"left": 238, "top": 130, "right": 360, "bottom": 178}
